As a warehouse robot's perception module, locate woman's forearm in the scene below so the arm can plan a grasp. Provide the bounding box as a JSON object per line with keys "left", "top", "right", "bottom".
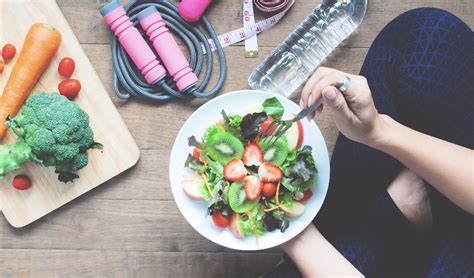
{"left": 371, "top": 115, "right": 474, "bottom": 214}
{"left": 282, "top": 225, "right": 362, "bottom": 277}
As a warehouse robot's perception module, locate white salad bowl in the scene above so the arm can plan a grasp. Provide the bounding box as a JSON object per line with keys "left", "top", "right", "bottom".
{"left": 169, "top": 90, "right": 330, "bottom": 250}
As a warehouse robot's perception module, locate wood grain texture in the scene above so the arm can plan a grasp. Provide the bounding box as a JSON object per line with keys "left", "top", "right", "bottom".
{"left": 0, "top": 250, "right": 282, "bottom": 277}
{"left": 0, "top": 0, "right": 139, "bottom": 228}
{"left": 1, "top": 0, "right": 472, "bottom": 276}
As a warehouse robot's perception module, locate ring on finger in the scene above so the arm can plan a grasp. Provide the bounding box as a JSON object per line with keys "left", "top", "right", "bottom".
{"left": 334, "top": 76, "right": 351, "bottom": 93}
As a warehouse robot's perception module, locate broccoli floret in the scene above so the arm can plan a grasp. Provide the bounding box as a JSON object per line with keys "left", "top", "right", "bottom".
{"left": 0, "top": 92, "right": 102, "bottom": 182}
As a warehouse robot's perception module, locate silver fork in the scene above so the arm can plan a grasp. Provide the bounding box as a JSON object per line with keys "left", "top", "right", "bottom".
{"left": 260, "top": 81, "right": 345, "bottom": 146}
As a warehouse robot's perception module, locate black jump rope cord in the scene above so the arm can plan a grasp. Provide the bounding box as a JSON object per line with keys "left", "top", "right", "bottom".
{"left": 110, "top": 0, "right": 227, "bottom": 101}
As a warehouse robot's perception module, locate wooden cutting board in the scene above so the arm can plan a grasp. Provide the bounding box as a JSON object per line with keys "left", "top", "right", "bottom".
{"left": 0, "top": 0, "right": 140, "bottom": 227}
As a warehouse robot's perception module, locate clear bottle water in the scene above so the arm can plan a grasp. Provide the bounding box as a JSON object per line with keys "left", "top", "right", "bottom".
{"left": 248, "top": 0, "right": 367, "bottom": 97}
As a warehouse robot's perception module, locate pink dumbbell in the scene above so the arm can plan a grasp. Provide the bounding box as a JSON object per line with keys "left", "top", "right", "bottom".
{"left": 100, "top": 0, "right": 166, "bottom": 85}
{"left": 178, "top": 0, "right": 212, "bottom": 23}
{"left": 138, "top": 6, "right": 198, "bottom": 92}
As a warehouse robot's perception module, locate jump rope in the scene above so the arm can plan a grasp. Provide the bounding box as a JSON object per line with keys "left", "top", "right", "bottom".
{"left": 100, "top": 0, "right": 292, "bottom": 102}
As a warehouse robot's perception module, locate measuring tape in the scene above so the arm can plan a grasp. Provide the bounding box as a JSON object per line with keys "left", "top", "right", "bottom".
{"left": 243, "top": 0, "right": 258, "bottom": 58}
{"left": 206, "top": 0, "right": 295, "bottom": 52}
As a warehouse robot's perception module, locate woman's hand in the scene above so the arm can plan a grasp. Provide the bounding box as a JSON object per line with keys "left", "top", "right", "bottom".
{"left": 300, "top": 66, "right": 385, "bottom": 145}
{"left": 302, "top": 68, "right": 474, "bottom": 214}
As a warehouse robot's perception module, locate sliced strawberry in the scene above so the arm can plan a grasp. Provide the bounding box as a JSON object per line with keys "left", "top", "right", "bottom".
{"left": 258, "top": 162, "right": 283, "bottom": 183}
{"left": 242, "top": 143, "right": 264, "bottom": 166}
{"left": 244, "top": 176, "right": 263, "bottom": 200}
{"left": 223, "top": 159, "right": 248, "bottom": 181}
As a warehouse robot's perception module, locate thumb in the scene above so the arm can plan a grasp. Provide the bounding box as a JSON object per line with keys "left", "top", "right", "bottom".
{"left": 322, "top": 86, "right": 353, "bottom": 120}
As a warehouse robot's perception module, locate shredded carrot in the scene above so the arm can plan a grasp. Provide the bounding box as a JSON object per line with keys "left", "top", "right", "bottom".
{"left": 200, "top": 173, "right": 214, "bottom": 198}
{"left": 264, "top": 206, "right": 282, "bottom": 212}
{"left": 275, "top": 181, "right": 281, "bottom": 206}
{"left": 219, "top": 125, "right": 226, "bottom": 132}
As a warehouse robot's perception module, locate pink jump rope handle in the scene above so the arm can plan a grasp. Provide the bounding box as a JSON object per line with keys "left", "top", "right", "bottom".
{"left": 178, "top": 0, "right": 212, "bottom": 23}
{"left": 100, "top": 0, "right": 166, "bottom": 84}
{"left": 138, "top": 7, "right": 199, "bottom": 92}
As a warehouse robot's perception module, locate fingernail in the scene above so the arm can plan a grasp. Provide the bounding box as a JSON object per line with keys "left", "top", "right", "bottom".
{"left": 325, "top": 88, "right": 337, "bottom": 100}
{"left": 299, "top": 98, "right": 304, "bottom": 109}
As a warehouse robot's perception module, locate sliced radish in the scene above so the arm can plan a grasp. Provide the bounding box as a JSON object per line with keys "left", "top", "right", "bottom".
{"left": 229, "top": 213, "right": 244, "bottom": 239}
{"left": 281, "top": 201, "right": 305, "bottom": 217}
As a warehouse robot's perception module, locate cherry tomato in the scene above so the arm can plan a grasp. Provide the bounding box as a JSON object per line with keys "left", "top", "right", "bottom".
{"left": 262, "top": 182, "right": 277, "bottom": 196}
{"left": 259, "top": 115, "right": 274, "bottom": 133}
{"left": 193, "top": 148, "right": 201, "bottom": 162}
{"left": 211, "top": 209, "right": 231, "bottom": 228}
{"left": 58, "top": 79, "right": 81, "bottom": 99}
{"left": 0, "top": 61, "right": 4, "bottom": 74}
{"left": 1, "top": 43, "right": 16, "bottom": 61}
{"left": 12, "top": 175, "right": 32, "bottom": 190}
{"left": 299, "top": 190, "right": 313, "bottom": 202}
{"left": 58, "top": 57, "right": 75, "bottom": 78}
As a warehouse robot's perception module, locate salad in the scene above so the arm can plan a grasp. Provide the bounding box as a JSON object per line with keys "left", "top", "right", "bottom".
{"left": 182, "top": 97, "right": 317, "bottom": 239}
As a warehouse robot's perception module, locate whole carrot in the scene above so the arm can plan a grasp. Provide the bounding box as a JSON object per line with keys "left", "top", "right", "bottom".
{"left": 0, "top": 23, "right": 61, "bottom": 139}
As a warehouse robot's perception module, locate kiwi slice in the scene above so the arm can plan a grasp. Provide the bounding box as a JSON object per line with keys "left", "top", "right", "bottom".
{"left": 205, "top": 132, "right": 244, "bottom": 165}
{"left": 259, "top": 137, "right": 288, "bottom": 166}
{"left": 228, "top": 181, "right": 259, "bottom": 213}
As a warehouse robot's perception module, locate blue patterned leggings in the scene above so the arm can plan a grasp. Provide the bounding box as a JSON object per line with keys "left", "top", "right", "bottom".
{"left": 267, "top": 8, "right": 473, "bottom": 277}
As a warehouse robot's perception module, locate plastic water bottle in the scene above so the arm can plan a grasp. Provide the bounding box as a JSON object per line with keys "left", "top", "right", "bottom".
{"left": 248, "top": 0, "right": 367, "bottom": 97}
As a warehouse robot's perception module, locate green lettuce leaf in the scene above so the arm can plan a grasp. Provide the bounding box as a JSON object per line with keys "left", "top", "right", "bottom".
{"left": 292, "top": 160, "right": 313, "bottom": 182}
{"left": 239, "top": 206, "right": 266, "bottom": 236}
{"left": 279, "top": 191, "right": 294, "bottom": 207}
{"left": 184, "top": 154, "right": 205, "bottom": 172}
{"left": 199, "top": 183, "right": 212, "bottom": 201}
{"left": 293, "top": 145, "right": 317, "bottom": 182}
{"left": 227, "top": 114, "right": 242, "bottom": 128}
{"left": 281, "top": 177, "right": 295, "bottom": 192}
{"left": 204, "top": 155, "right": 223, "bottom": 179}
{"left": 203, "top": 124, "right": 221, "bottom": 143}
{"left": 221, "top": 110, "right": 242, "bottom": 138}
{"left": 262, "top": 97, "right": 284, "bottom": 119}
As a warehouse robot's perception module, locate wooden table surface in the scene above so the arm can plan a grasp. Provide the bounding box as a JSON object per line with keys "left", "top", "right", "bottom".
{"left": 0, "top": 0, "right": 472, "bottom": 276}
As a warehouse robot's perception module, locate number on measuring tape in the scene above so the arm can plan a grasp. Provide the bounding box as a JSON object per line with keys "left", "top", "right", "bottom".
{"left": 205, "top": 0, "right": 295, "bottom": 53}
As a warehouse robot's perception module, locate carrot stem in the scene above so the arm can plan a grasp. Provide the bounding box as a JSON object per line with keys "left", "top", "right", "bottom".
{"left": 264, "top": 206, "right": 281, "bottom": 212}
